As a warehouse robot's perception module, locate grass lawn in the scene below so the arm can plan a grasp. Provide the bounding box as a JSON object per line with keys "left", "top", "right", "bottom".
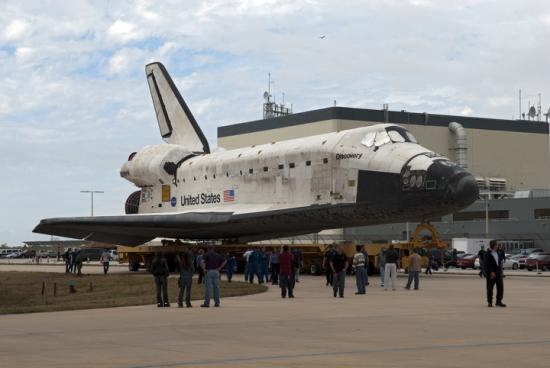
{"left": 0, "top": 271, "right": 267, "bottom": 314}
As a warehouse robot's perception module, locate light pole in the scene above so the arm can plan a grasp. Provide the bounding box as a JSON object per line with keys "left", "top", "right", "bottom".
{"left": 484, "top": 193, "right": 489, "bottom": 238}
{"left": 80, "top": 190, "right": 104, "bottom": 216}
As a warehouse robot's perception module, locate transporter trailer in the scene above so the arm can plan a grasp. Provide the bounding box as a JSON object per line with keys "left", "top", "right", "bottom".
{"left": 117, "top": 223, "right": 447, "bottom": 274}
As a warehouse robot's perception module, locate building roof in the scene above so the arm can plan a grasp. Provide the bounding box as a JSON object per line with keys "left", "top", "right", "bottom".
{"left": 23, "top": 240, "right": 89, "bottom": 247}
{"left": 218, "top": 106, "right": 549, "bottom": 138}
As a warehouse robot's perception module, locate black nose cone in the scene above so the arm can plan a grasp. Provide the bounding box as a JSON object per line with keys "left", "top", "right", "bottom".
{"left": 451, "top": 173, "right": 479, "bottom": 207}
{"left": 426, "top": 160, "right": 479, "bottom": 209}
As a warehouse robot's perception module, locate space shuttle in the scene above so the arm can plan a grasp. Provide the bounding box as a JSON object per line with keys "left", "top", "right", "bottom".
{"left": 34, "top": 62, "right": 479, "bottom": 245}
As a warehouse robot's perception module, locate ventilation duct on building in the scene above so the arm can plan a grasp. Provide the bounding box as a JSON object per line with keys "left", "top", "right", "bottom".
{"left": 448, "top": 122, "right": 467, "bottom": 168}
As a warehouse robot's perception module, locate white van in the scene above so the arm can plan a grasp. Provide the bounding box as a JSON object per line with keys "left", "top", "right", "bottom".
{"left": 0, "top": 248, "right": 23, "bottom": 258}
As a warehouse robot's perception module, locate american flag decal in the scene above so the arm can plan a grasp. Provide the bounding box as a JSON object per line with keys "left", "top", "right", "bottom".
{"left": 223, "top": 189, "right": 235, "bottom": 202}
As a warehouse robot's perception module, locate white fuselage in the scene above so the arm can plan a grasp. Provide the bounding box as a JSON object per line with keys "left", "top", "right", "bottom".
{"left": 123, "top": 124, "right": 444, "bottom": 215}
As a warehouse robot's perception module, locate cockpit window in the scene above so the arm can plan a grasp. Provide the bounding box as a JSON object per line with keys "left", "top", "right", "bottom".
{"left": 385, "top": 126, "right": 417, "bottom": 144}
{"left": 387, "top": 130, "right": 405, "bottom": 143}
{"left": 362, "top": 126, "right": 418, "bottom": 148}
{"left": 405, "top": 131, "right": 417, "bottom": 143}
{"left": 361, "top": 131, "right": 376, "bottom": 147}
{"left": 374, "top": 130, "right": 391, "bottom": 147}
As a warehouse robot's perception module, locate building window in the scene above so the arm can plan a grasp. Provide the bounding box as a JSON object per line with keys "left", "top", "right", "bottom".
{"left": 534, "top": 208, "right": 550, "bottom": 219}
{"left": 453, "top": 210, "right": 509, "bottom": 221}
{"left": 204, "top": 175, "right": 207, "bottom": 180}
{"left": 249, "top": 168, "right": 253, "bottom": 174}
{"left": 323, "top": 158, "right": 328, "bottom": 164}
{"left": 263, "top": 166, "right": 268, "bottom": 172}
{"left": 306, "top": 160, "right": 311, "bottom": 166}
{"left": 240, "top": 170, "right": 243, "bottom": 176}
{"left": 226, "top": 172, "right": 229, "bottom": 177}
{"left": 289, "top": 163, "right": 295, "bottom": 169}
{"left": 213, "top": 174, "right": 216, "bottom": 179}
{"left": 193, "top": 177, "right": 196, "bottom": 181}
{"left": 278, "top": 164, "right": 284, "bottom": 169}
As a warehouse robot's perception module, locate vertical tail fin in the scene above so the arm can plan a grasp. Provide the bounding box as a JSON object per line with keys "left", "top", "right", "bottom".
{"left": 145, "top": 62, "right": 210, "bottom": 153}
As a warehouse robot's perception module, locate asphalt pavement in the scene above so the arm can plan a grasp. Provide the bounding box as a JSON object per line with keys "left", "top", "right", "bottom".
{"left": 0, "top": 268, "right": 549, "bottom": 367}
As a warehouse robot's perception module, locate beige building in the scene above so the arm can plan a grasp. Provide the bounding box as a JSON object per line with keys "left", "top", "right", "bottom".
{"left": 218, "top": 107, "right": 550, "bottom": 191}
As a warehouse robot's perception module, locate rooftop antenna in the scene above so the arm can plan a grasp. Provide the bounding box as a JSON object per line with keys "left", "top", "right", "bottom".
{"left": 383, "top": 103, "right": 389, "bottom": 123}
{"left": 538, "top": 93, "right": 542, "bottom": 121}
{"left": 519, "top": 89, "right": 522, "bottom": 120}
{"left": 262, "top": 73, "right": 292, "bottom": 119}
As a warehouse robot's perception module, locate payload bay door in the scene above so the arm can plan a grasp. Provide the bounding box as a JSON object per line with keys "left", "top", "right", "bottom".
{"left": 332, "top": 165, "right": 358, "bottom": 203}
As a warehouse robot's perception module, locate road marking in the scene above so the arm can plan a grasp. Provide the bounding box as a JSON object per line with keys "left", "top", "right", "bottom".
{"left": 126, "top": 338, "right": 550, "bottom": 367}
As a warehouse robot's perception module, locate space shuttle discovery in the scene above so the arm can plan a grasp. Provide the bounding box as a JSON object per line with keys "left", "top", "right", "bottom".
{"left": 34, "top": 62, "right": 479, "bottom": 245}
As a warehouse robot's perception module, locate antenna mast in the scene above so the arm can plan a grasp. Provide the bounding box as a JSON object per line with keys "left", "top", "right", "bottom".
{"left": 262, "top": 73, "right": 293, "bottom": 119}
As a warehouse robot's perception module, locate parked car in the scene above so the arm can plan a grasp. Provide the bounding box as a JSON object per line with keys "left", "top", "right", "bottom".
{"left": 9, "top": 250, "right": 36, "bottom": 258}
{"left": 518, "top": 248, "right": 544, "bottom": 255}
{"left": 456, "top": 254, "right": 478, "bottom": 269}
{"left": 0, "top": 248, "right": 23, "bottom": 258}
{"left": 518, "top": 251, "right": 544, "bottom": 269}
{"left": 5, "top": 251, "right": 23, "bottom": 258}
{"left": 526, "top": 253, "right": 550, "bottom": 271}
{"left": 475, "top": 255, "right": 519, "bottom": 270}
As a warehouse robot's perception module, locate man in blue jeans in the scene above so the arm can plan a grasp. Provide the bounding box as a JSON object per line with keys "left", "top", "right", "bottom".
{"left": 200, "top": 245, "right": 226, "bottom": 308}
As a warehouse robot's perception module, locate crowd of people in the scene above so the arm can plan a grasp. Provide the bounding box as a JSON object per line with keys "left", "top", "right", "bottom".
{"left": 151, "top": 244, "right": 305, "bottom": 307}
{"left": 62, "top": 248, "right": 112, "bottom": 276}
{"left": 62, "top": 248, "right": 84, "bottom": 276}
{"left": 149, "top": 239, "right": 508, "bottom": 308}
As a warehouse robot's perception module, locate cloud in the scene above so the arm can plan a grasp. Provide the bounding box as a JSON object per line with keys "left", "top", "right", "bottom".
{"left": 461, "top": 106, "right": 473, "bottom": 116}
{"left": 107, "top": 20, "right": 141, "bottom": 43}
{"left": 14, "top": 46, "right": 33, "bottom": 61}
{"left": 107, "top": 48, "right": 145, "bottom": 74}
{"left": 3, "top": 19, "right": 29, "bottom": 41}
{"left": 1, "top": 0, "right": 550, "bottom": 244}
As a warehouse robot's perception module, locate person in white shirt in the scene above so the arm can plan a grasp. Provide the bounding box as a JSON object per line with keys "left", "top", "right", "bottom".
{"left": 352, "top": 245, "right": 367, "bottom": 295}
{"left": 101, "top": 250, "right": 111, "bottom": 275}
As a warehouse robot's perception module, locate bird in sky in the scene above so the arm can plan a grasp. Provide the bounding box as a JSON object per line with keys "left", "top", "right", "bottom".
{"left": 319, "top": 35, "right": 326, "bottom": 39}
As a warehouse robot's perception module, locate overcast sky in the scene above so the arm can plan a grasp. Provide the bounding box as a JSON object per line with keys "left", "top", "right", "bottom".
{"left": 1, "top": 0, "right": 549, "bottom": 245}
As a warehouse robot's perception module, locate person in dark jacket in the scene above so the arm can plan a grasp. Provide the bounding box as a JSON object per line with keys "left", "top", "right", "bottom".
{"left": 425, "top": 253, "right": 433, "bottom": 275}
{"left": 175, "top": 247, "right": 194, "bottom": 308}
{"left": 200, "top": 245, "right": 226, "bottom": 307}
{"left": 477, "top": 245, "right": 486, "bottom": 278}
{"left": 224, "top": 253, "right": 236, "bottom": 282}
{"left": 269, "top": 249, "right": 280, "bottom": 285}
{"left": 195, "top": 249, "right": 205, "bottom": 284}
{"left": 64, "top": 248, "right": 71, "bottom": 273}
{"left": 74, "top": 249, "right": 84, "bottom": 276}
{"left": 292, "top": 248, "right": 302, "bottom": 282}
{"left": 323, "top": 244, "right": 336, "bottom": 286}
{"left": 484, "top": 240, "right": 506, "bottom": 308}
{"left": 330, "top": 244, "right": 348, "bottom": 298}
{"left": 247, "top": 249, "right": 260, "bottom": 283}
{"left": 257, "top": 248, "right": 268, "bottom": 284}
{"left": 497, "top": 243, "right": 506, "bottom": 276}
{"left": 150, "top": 252, "right": 170, "bottom": 307}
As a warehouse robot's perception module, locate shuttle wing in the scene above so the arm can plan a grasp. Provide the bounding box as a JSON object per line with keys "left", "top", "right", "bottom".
{"left": 145, "top": 62, "right": 210, "bottom": 153}
{"left": 33, "top": 203, "right": 342, "bottom": 246}
{"left": 33, "top": 211, "right": 233, "bottom": 246}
